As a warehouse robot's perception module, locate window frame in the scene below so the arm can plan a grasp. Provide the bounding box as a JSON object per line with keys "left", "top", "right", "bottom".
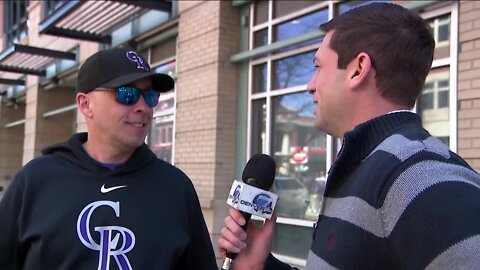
{"left": 142, "top": 37, "right": 178, "bottom": 164}
{"left": 420, "top": 2, "right": 458, "bottom": 151}
{"left": 246, "top": 3, "right": 334, "bottom": 264}
{"left": 5, "top": 0, "right": 29, "bottom": 46}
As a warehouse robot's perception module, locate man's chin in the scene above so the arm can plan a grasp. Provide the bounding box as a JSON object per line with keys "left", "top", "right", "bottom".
{"left": 123, "top": 137, "right": 147, "bottom": 149}
{"left": 314, "top": 120, "right": 324, "bottom": 132}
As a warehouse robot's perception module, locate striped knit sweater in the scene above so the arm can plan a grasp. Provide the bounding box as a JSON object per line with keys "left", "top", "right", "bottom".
{"left": 266, "top": 112, "right": 480, "bottom": 270}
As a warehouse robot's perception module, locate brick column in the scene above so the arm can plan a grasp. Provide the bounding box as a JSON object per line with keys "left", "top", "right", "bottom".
{"left": 23, "top": 81, "right": 77, "bottom": 163}
{"left": 458, "top": 1, "right": 480, "bottom": 171}
{"left": 176, "top": 0, "right": 240, "bottom": 263}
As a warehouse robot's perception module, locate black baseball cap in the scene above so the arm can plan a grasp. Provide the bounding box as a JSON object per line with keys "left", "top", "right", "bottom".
{"left": 76, "top": 47, "right": 174, "bottom": 93}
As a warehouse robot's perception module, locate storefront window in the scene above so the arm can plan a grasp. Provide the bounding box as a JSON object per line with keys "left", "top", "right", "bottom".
{"left": 418, "top": 70, "right": 450, "bottom": 146}
{"left": 250, "top": 99, "right": 267, "bottom": 155}
{"left": 274, "top": 10, "right": 327, "bottom": 43}
{"left": 418, "top": 13, "right": 453, "bottom": 148}
{"left": 252, "top": 63, "right": 268, "bottom": 93}
{"left": 249, "top": 2, "right": 329, "bottom": 264}
{"left": 5, "top": 0, "right": 29, "bottom": 45}
{"left": 253, "top": 28, "right": 268, "bottom": 48}
{"left": 272, "top": 92, "right": 326, "bottom": 220}
{"left": 253, "top": 0, "right": 269, "bottom": 25}
{"left": 430, "top": 15, "right": 451, "bottom": 60}
{"left": 147, "top": 45, "right": 177, "bottom": 163}
{"left": 272, "top": 50, "right": 315, "bottom": 90}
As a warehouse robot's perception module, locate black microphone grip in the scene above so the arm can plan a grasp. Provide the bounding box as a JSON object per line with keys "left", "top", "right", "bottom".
{"left": 221, "top": 154, "right": 276, "bottom": 270}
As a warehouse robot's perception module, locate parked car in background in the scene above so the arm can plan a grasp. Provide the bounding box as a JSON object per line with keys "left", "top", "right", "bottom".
{"left": 271, "top": 176, "right": 310, "bottom": 219}
{"left": 305, "top": 176, "right": 327, "bottom": 219}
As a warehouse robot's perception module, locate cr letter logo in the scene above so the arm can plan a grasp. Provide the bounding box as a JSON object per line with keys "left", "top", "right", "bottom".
{"left": 77, "top": 201, "right": 136, "bottom": 270}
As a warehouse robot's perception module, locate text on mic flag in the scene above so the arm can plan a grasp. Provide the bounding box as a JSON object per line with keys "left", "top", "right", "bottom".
{"left": 227, "top": 180, "right": 278, "bottom": 220}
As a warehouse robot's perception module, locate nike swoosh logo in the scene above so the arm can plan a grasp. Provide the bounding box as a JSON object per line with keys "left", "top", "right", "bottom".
{"left": 100, "top": 184, "right": 127, "bottom": 193}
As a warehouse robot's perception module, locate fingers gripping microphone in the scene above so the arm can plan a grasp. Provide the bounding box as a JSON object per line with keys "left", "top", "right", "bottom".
{"left": 222, "top": 154, "right": 277, "bottom": 270}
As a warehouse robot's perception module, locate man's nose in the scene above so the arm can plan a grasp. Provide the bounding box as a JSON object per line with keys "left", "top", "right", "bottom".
{"left": 134, "top": 94, "right": 150, "bottom": 112}
{"left": 306, "top": 77, "right": 316, "bottom": 94}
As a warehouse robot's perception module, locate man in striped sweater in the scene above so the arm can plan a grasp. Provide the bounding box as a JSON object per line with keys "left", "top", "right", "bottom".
{"left": 218, "top": 2, "right": 480, "bottom": 269}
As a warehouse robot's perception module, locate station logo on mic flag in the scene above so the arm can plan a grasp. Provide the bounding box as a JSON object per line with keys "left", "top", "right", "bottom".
{"left": 227, "top": 180, "right": 278, "bottom": 219}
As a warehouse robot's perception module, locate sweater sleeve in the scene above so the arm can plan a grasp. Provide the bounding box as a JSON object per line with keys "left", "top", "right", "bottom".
{"left": 0, "top": 173, "right": 26, "bottom": 270}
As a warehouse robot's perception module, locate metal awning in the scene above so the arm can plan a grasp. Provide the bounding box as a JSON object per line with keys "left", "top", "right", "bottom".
{"left": 0, "top": 78, "right": 25, "bottom": 86}
{"left": 39, "top": 0, "right": 172, "bottom": 44}
{"left": 0, "top": 44, "right": 76, "bottom": 77}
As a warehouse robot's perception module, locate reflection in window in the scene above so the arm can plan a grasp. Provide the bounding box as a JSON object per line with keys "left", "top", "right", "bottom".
{"left": 272, "top": 10, "right": 325, "bottom": 53}
{"left": 337, "top": 0, "right": 388, "bottom": 14}
{"left": 274, "top": 1, "right": 318, "bottom": 19}
{"left": 6, "top": 0, "right": 29, "bottom": 46}
{"left": 430, "top": 16, "right": 451, "bottom": 45}
{"left": 274, "top": 10, "right": 327, "bottom": 43}
{"left": 272, "top": 50, "right": 316, "bottom": 90}
{"left": 418, "top": 71, "right": 450, "bottom": 146}
{"left": 251, "top": 99, "right": 267, "bottom": 155}
{"left": 438, "top": 80, "right": 449, "bottom": 108}
{"left": 44, "top": 0, "right": 65, "bottom": 17}
{"left": 253, "top": 28, "right": 268, "bottom": 48}
{"left": 427, "top": 15, "right": 451, "bottom": 61}
{"left": 272, "top": 92, "right": 326, "bottom": 220}
{"left": 248, "top": 1, "right": 336, "bottom": 264}
{"left": 420, "top": 82, "right": 434, "bottom": 110}
{"left": 148, "top": 61, "right": 176, "bottom": 163}
{"left": 271, "top": 222, "right": 313, "bottom": 260}
{"left": 154, "top": 60, "right": 176, "bottom": 77}
{"left": 150, "top": 116, "right": 174, "bottom": 163}
{"left": 150, "top": 93, "right": 175, "bottom": 163}
{"left": 152, "top": 37, "right": 177, "bottom": 64}
{"left": 420, "top": 78, "right": 449, "bottom": 110}
{"left": 254, "top": 0, "right": 269, "bottom": 25}
{"left": 252, "top": 63, "right": 267, "bottom": 94}
{"left": 438, "top": 22, "right": 450, "bottom": 42}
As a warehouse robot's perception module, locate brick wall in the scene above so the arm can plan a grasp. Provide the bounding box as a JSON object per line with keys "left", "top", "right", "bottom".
{"left": 20, "top": 1, "right": 96, "bottom": 162}
{"left": 458, "top": 1, "right": 480, "bottom": 171}
{"left": 176, "top": 0, "right": 240, "bottom": 263}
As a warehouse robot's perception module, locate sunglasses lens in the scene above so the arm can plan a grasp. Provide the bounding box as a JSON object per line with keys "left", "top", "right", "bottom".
{"left": 116, "top": 86, "right": 141, "bottom": 105}
{"left": 143, "top": 89, "right": 160, "bottom": 107}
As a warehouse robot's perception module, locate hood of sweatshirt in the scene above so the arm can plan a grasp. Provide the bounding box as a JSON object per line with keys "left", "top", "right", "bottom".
{"left": 42, "top": 132, "right": 157, "bottom": 176}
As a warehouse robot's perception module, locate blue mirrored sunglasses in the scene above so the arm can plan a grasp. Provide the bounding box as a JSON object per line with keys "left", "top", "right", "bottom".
{"left": 112, "top": 86, "right": 160, "bottom": 108}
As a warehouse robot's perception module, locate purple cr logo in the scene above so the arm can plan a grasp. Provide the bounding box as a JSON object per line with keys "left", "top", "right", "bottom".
{"left": 77, "top": 201, "right": 136, "bottom": 270}
{"left": 125, "top": 51, "right": 150, "bottom": 71}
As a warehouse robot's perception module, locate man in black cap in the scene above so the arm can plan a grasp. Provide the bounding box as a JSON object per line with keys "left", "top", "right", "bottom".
{"left": 0, "top": 48, "right": 217, "bottom": 269}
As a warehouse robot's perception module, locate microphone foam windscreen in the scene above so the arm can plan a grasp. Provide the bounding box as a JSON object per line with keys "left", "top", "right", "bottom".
{"left": 241, "top": 154, "right": 276, "bottom": 191}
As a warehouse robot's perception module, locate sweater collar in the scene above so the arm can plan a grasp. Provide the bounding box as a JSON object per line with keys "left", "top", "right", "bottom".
{"left": 338, "top": 111, "right": 422, "bottom": 165}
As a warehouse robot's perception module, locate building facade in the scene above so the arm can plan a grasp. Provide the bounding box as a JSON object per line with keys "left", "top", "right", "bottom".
{"left": 0, "top": 0, "right": 479, "bottom": 268}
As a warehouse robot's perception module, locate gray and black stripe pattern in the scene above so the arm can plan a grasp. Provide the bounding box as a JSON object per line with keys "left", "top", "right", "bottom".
{"left": 306, "top": 112, "right": 480, "bottom": 270}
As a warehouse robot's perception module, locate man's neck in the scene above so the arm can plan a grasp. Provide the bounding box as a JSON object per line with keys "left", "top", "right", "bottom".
{"left": 339, "top": 104, "right": 411, "bottom": 139}
{"left": 83, "top": 141, "right": 134, "bottom": 164}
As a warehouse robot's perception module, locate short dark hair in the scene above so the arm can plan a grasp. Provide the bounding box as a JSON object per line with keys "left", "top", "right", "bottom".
{"left": 321, "top": 3, "right": 435, "bottom": 107}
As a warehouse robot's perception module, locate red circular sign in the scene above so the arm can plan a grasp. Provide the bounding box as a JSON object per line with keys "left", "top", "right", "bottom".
{"left": 292, "top": 151, "right": 307, "bottom": 163}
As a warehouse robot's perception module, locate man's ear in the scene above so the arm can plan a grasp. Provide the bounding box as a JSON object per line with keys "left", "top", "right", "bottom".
{"left": 77, "top": 93, "right": 93, "bottom": 118}
{"left": 347, "top": 52, "right": 374, "bottom": 89}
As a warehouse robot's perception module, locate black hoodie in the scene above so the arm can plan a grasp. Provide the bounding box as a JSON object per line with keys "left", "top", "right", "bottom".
{"left": 0, "top": 133, "right": 217, "bottom": 270}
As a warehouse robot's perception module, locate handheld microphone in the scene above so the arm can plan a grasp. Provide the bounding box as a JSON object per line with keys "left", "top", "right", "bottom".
{"left": 221, "top": 154, "right": 277, "bottom": 270}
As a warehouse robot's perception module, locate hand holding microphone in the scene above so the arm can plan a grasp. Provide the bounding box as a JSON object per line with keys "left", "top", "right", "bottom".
{"left": 220, "top": 154, "right": 277, "bottom": 270}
